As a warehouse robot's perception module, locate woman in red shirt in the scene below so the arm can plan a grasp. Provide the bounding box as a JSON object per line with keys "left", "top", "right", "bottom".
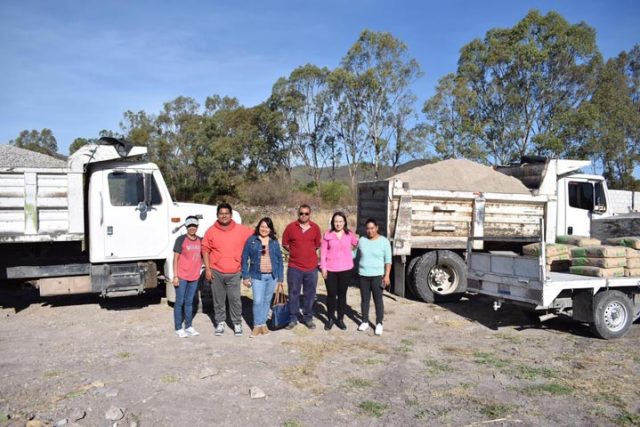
{"left": 172, "top": 216, "right": 203, "bottom": 338}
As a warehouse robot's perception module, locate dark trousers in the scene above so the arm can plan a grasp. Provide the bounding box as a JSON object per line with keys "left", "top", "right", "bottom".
{"left": 325, "top": 270, "right": 351, "bottom": 321}
{"left": 287, "top": 266, "right": 317, "bottom": 323}
{"left": 359, "top": 275, "right": 384, "bottom": 324}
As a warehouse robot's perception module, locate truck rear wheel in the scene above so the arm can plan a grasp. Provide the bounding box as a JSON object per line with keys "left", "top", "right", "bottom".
{"left": 412, "top": 250, "right": 466, "bottom": 303}
{"left": 590, "top": 290, "right": 633, "bottom": 339}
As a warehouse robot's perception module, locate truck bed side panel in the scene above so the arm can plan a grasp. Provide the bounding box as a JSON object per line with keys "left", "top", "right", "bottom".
{"left": 0, "top": 169, "right": 84, "bottom": 243}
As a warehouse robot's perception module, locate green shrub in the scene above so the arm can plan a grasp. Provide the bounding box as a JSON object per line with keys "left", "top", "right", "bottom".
{"left": 319, "top": 181, "right": 348, "bottom": 205}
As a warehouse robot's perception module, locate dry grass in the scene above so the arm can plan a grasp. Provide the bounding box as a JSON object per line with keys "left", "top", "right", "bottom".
{"left": 282, "top": 337, "right": 344, "bottom": 389}
{"left": 282, "top": 336, "right": 389, "bottom": 390}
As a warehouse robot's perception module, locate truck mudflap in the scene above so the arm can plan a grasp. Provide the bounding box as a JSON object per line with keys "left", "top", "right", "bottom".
{"left": 91, "top": 261, "right": 158, "bottom": 297}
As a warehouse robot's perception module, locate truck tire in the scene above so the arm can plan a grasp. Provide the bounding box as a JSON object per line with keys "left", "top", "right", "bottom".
{"left": 406, "top": 256, "right": 421, "bottom": 297}
{"left": 590, "top": 290, "right": 633, "bottom": 340}
{"left": 412, "top": 250, "right": 466, "bottom": 303}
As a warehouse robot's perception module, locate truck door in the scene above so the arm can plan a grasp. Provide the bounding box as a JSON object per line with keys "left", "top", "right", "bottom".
{"left": 102, "top": 169, "right": 169, "bottom": 260}
{"left": 565, "top": 180, "right": 593, "bottom": 236}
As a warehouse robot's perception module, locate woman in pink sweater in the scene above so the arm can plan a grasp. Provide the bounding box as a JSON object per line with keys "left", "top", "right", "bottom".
{"left": 320, "top": 211, "right": 359, "bottom": 330}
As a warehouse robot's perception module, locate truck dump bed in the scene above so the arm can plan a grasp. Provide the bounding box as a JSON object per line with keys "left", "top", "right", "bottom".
{"left": 357, "top": 160, "right": 548, "bottom": 253}
{"left": 0, "top": 166, "right": 84, "bottom": 243}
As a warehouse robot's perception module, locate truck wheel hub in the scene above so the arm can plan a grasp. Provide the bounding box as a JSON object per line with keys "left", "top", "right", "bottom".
{"left": 603, "top": 302, "right": 626, "bottom": 332}
{"left": 428, "top": 266, "right": 456, "bottom": 294}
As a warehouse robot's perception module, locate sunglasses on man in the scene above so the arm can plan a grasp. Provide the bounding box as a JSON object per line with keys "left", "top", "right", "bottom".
{"left": 298, "top": 212, "right": 310, "bottom": 217}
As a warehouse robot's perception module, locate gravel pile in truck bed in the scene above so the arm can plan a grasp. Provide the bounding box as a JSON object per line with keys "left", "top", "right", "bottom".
{"left": 0, "top": 145, "right": 67, "bottom": 168}
{"left": 388, "top": 158, "right": 531, "bottom": 194}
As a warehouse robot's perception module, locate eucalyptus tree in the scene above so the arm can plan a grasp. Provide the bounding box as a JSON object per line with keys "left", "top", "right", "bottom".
{"left": 10, "top": 128, "right": 58, "bottom": 156}
{"left": 338, "top": 29, "right": 421, "bottom": 179}
{"left": 456, "top": 10, "right": 600, "bottom": 165}
{"left": 270, "top": 64, "right": 333, "bottom": 189}
{"left": 580, "top": 46, "right": 640, "bottom": 189}
{"left": 328, "top": 66, "right": 367, "bottom": 189}
{"left": 422, "top": 73, "right": 486, "bottom": 162}
{"left": 153, "top": 96, "right": 203, "bottom": 200}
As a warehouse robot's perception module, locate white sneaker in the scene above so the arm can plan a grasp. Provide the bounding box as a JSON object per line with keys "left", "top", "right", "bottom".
{"left": 234, "top": 323, "right": 243, "bottom": 337}
{"left": 176, "top": 328, "right": 188, "bottom": 338}
{"left": 215, "top": 323, "right": 225, "bottom": 336}
{"left": 358, "top": 322, "right": 369, "bottom": 332}
{"left": 185, "top": 327, "right": 199, "bottom": 336}
{"left": 375, "top": 323, "right": 383, "bottom": 336}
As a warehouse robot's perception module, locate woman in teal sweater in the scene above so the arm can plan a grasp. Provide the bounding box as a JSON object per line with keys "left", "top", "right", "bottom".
{"left": 357, "top": 218, "right": 392, "bottom": 336}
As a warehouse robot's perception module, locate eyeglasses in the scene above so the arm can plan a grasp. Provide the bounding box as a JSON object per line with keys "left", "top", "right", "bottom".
{"left": 298, "top": 212, "right": 310, "bottom": 217}
{"left": 261, "top": 245, "right": 266, "bottom": 255}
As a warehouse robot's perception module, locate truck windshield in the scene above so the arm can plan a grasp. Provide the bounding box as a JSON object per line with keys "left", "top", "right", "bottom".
{"left": 108, "top": 172, "right": 162, "bottom": 206}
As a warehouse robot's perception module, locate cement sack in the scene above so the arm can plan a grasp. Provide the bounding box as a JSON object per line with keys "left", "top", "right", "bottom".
{"left": 569, "top": 266, "right": 625, "bottom": 278}
{"left": 606, "top": 236, "right": 640, "bottom": 249}
{"left": 624, "top": 268, "right": 640, "bottom": 277}
{"left": 556, "top": 235, "right": 601, "bottom": 247}
{"left": 545, "top": 253, "right": 571, "bottom": 264}
{"left": 546, "top": 260, "right": 571, "bottom": 272}
{"left": 523, "top": 243, "right": 571, "bottom": 257}
{"left": 571, "top": 257, "right": 626, "bottom": 268}
{"left": 625, "top": 248, "right": 640, "bottom": 258}
{"left": 626, "top": 258, "right": 640, "bottom": 269}
{"left": 570, "top": 246, "right": 627, "bottom": 258}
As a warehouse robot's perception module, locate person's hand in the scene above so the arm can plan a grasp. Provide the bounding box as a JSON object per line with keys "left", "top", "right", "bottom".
{"left": 382, "top": 275, "right": 391, "bottom": 288}
{"left": 205, "top": 269, "right": 212, "bottom": 282}
{"left": 242, "top": 278, "right": 252, "bottom": 288}
{"left": 172, "top": 277, "right": 179, "bottom": 287}
{"left": 321, "top": 269, "right": 328, "bottom": 280}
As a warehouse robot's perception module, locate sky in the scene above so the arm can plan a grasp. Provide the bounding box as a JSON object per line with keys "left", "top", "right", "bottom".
{"left": 0, "top": 0, "right": 638, "bottom": 156}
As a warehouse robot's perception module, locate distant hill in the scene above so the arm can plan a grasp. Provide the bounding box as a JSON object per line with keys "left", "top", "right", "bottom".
{"left": 290, "top": 159, "right": 435, "bottom": 184}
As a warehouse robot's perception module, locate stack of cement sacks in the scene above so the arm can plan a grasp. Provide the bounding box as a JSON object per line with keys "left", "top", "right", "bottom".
{"left": 553, "top": 235, "right": 625, "bottom": 277}
{"left": 522, "top": 243, "right": 573, "bottom": 272}
{"left": 605, "top": 237, "right": 640, "bottom": 277}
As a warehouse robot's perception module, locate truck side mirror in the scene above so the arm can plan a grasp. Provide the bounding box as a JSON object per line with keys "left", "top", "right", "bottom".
{"left": 136, "top": 201, "right": 148, "bottom": 214}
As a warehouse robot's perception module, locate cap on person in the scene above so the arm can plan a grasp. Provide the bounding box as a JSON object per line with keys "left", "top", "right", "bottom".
{"left": 185, "top": 216, "right": 199, "bottom": 227}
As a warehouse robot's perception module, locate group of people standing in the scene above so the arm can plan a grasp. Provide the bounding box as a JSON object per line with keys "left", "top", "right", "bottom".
{"left": 171, "top": 203, "right": 392, "bottom": 339}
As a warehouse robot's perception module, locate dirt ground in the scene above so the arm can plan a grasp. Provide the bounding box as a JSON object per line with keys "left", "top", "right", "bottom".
{"left": 1, "top": 282, "right": 639, "bottom": 427}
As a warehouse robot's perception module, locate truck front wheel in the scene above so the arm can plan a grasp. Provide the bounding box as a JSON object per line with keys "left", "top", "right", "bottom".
{"left": 412, "top": 250, "right": 466, "bottom": 303}
{"left": 591, "top": 290, "right": 633, "bottom": 339}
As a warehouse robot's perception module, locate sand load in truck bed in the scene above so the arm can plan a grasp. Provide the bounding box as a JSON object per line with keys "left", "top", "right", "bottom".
{"left": 0, "top": 145, "right": 66, "bottom": 168}
{"left": 388, "top": 159, "right": 532, "bottom": 194}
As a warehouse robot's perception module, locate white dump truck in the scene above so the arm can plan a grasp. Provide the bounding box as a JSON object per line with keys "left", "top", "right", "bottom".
{"left": 357, "top": 157, "right": 639, "bottom": 303}
{"left": 0, "top": 138, "right": 235, "bottom": 300}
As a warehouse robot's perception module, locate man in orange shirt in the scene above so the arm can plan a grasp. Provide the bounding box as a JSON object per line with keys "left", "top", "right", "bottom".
{"left": 202, "top": 203, "right": 253, "bottom": 336}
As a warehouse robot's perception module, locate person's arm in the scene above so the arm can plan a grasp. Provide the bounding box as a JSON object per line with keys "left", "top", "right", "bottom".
{"left": 320, "top": 234, "right": 328, "bottom": 279}
{"left": 274, "top": 243, "right": 285, "bottom": 284}
{"left": 382, "top": 238, "right": 392, "bottom": 287}
{"left": 350, "top": 231, "right": 359, "bottom": 248}
{"left": 172, "top": 252, "right": 180, "bottom": 287}
{"left": 382, "top": 262, "right": 392, "bottom": 288}
{"left": 241, "top": 239, "right": 252, "bottom": 287}
{"left": 172, "top": 236, "right": 184, "bottom": 286}
{"left": 281, "top": 224, "right": 291, "bottom": 252}
{"left": 202, "top": 232, "right": 213, "bottom": 281}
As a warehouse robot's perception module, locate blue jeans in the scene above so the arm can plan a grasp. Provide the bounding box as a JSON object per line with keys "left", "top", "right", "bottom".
{"left": 287, "top": 267, "right": 318, "bottom": 323}
{"left": 252, "top": 273, "right": 277, "bottom": 327}
{"left": 174, "top": 279, "right": 198, "bottom": 330}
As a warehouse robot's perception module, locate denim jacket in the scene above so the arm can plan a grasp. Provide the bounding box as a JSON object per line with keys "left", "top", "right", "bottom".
{"left": 241, "top": 235, "right": 284, "bottom": 282}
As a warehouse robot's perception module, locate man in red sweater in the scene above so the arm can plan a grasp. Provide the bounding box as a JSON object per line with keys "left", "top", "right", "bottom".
{"left": 202, "top": 203, "right": 253, "bottom": 336}
{"left": 282, "top": 204, "right": 322, "bottom": 329}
